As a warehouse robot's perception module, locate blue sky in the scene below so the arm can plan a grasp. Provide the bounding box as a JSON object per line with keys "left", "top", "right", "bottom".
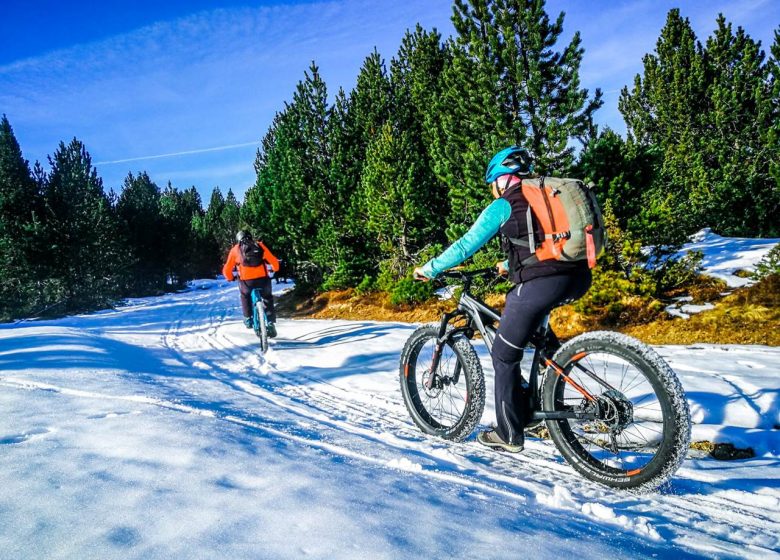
{"left": 1, "top": 0, "right": 778, "bottom": 201}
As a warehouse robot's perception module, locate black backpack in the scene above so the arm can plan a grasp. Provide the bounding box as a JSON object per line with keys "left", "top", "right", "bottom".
{"left": 239, "top": 237, "right": 265, "bottom": 267}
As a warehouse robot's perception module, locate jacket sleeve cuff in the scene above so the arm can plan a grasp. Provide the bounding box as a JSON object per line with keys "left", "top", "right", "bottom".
{"left": 421, "top": 261, "right": 437, "bottom": 279}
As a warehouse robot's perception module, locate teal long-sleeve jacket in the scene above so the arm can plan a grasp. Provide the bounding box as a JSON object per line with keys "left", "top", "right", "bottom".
{"left": 421, "top": 198, "right": 512, "bottom": 278}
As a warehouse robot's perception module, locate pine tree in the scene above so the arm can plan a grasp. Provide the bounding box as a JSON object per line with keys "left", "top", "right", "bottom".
{"left": 243, "top": 112, "right": 286, "bottom": 252}
{"left": 342, "top": 51, "right": 395, "bottom": 275}
{"left": 285, "top": 63, "right": 331, "bottom": 265}
{"left": 158, "top": 183, "right": 217, "bottom": 282}
{"left": 351, "top": 50, "right": 393, "bottom": 148}
{"left": 307, "top": 51, "right": 395, "bottom": 287}
{"left": 620, "top": 10, "right": 779, "bottom": 238}
{"left": 431, "top": 0, "right": 602, "bottom": 236}
{"left": 395, "top": 25, "right": 448, "bottom": 155}
{"left": 244, "top": 63, "right": 331, "bottom": 277}
{"left": 116, "top": 171, "right": 166, "bottom": 294}
{"left": 159, "top": 183, "right": 188, "bottom": 284}
{"left": 316, "top": 88, "right": 368, "bottom": 288}
{"left": 205, "top": 186, "right": 229, "bottom": 258}
{"left": 762, "top": 28, "right": 780, "bottom": 233}
{"left": 42, "top": 138, "right": 126, "bottom": 312}
{"left": 363, "top": 122, "right": 446, "bottom": 277}
{"left": 620, "top": 10, "right": 712, "bottom": 242}
{"left": 703, "top": 16, "right": 777, "bottom": 235}
{"left": 576, "top": 129, "right": 659, "bottom": 232}
{"left": 0, "top": 116, "right": 44, "bottom": 320}
{"left": 221, "top": 188, "right": 241, "bottom": 247}
{"left": 360, "top": 27, "right": 450, "bottom": 279}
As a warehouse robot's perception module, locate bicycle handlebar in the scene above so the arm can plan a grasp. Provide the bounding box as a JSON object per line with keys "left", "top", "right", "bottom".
{"left": 439, "top": 267, "right": 497, "bottom": 281}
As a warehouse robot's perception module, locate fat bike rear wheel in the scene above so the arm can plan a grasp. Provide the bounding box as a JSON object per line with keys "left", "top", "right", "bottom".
{"left": 399, "top": 325, "right": 485, "bottom": 441}
{"left": 254, "top": 301, "right": 269, "bottom": 354}
{"left": 542, "top": 332, "right": 691, "bottom": 491}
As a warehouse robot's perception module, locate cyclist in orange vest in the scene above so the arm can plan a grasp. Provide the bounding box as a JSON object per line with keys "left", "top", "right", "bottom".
{"left": 223, "top": 230, "right": 280, "bottom": 337}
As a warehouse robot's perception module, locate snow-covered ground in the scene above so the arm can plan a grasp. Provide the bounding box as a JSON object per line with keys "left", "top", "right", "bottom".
{"left": 677, "top": 228, "right": 779, "bottom": 288}
{"left": 1, "top": 279, "right": 778, "bottom": 559}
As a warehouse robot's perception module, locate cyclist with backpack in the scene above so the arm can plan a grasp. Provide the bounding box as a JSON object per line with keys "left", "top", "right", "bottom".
{"left": 223, "top": 230, "right": 280, "bottom": 338}
{"left": 414, "top": 147, "right": 601, "bottom": 453}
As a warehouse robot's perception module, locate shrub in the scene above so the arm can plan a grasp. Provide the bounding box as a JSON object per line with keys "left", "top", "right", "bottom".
{"left": 354, "top": 275, "right": 377, "bottom": 296}
{"left": 752, "top": 244, "right": 780, "bottom": 281}
{"left": 651, "top": 249, "right": 704, "bottom": 295}
{"left": 389, "top": 278, "right": 435, "bottom": 307}
{"left": 732, "top": 273, "right": 779, "bottom": 307}
{"left": 573, "top": 268, "right": 662, "bottom": 326}
{"left": 376, "top": 243, "right": 445, "bottom": 294}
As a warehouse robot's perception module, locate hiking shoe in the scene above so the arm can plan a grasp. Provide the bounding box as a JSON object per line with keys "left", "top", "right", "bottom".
{"left": 243, "top": 317, "right": 253, "bottom": 329}
{"left": 267, "top": 322, "right": 277, "bottom": 338}
{"left": 477, "top": 429, "right": 523, "bottom": 453}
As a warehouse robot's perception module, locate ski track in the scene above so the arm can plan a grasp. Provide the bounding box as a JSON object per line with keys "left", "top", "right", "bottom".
{"left": 2, "top": 282, "right": 778, "bottom": 559}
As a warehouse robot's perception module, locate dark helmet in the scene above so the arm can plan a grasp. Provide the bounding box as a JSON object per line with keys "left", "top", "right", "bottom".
{"left": 236, "top": 230, "right": 251, "bottom": 243}
{"left": 485, "top": 146, "right": 534, "bottom": 183}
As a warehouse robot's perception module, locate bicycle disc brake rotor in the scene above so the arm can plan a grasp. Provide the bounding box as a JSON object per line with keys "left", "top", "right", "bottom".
{"left": 422, "top": 369, "right": 445, "bottom": 398}
{"left": 594, "top": 389, "right": 634, "bottom": 433}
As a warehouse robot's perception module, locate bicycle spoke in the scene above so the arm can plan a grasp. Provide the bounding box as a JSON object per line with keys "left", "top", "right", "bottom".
{"left": 554, "top": 347, "right": 678, "bottom": 474}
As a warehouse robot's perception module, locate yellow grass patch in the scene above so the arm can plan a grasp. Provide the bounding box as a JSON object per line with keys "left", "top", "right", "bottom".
{"left": 277, "top": 274, "right": 779, "bottom": 346}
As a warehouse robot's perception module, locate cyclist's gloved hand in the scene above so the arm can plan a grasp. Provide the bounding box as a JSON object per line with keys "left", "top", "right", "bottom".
{"left": 413, "top": 267, "right": 430, "bottom": 281}
{"left": 496, "top": 260, "right": 509, "bottom": 277}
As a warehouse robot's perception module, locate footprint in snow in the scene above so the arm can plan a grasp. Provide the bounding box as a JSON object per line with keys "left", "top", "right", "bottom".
{"left": 0, "top": 427, "right": 50, "bottom": 445}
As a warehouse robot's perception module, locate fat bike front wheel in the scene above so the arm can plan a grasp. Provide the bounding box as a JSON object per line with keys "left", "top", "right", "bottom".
{"left": 399, "top": 325, "right": 485, "bottom": 441}
{"left": 542, "top": 332, "right": 691, "bottom": 491}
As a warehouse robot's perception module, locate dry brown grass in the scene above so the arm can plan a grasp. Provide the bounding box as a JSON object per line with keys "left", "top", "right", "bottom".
{"left": 689, "top": 441, "right": 755, "bottom": 460}
{"left": 276, "top": 288, "right": 453, "bottom": 323}
{"left": 666, "top": 275, "right": 729, "bottom": 303}
{"left": 626, "top": 275, "right": 779, "bottom": 345}
{"left": 277, "top": 274, "right": 779, "bottom": 346}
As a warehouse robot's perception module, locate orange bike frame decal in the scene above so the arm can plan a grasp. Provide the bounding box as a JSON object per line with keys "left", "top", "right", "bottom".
{"left": 544, "top": 358, "right": 596, "bottom": 402}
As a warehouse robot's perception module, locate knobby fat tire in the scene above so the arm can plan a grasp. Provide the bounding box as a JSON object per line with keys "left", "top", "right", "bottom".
{"left": 542, "top": 331, "right": 691, "bottom": 491}
{"left": 399, "top": 325, "right": 486, "bottom": 442}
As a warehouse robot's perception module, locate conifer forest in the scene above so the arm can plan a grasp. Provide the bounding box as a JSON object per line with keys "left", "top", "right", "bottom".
{"left": 1, "top": 1, "right": 778, "bottom": 321}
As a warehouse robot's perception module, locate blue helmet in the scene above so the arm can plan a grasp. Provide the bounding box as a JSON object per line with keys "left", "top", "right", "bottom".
{"left": 485, "top": 146, "right": 534, "bottom": 183}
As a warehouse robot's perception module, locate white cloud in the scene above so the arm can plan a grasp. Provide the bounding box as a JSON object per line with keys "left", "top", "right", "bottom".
{"left": 1, "top": 0, "right": 453, "bottom": 198}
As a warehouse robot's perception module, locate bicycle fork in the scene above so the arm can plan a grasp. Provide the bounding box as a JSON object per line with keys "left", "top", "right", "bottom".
{"left": 425, "top": 310, "right": 462, "bottom": 390}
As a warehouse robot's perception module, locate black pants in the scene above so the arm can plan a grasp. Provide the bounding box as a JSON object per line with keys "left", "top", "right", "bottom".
{"left": 492, "top": 269, "right": 592, "bottom": 445}
{"left": 239, "top": 277, "right": 276, "bottom": 323}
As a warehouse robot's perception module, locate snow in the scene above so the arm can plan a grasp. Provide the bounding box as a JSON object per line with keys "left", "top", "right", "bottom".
{"left": 666, "top": 296, "right": 716, "bottom": 319}
{"left": 1, "top": 278, "right": 779, "bottom": 559}
{"left": 678, "top": 228, "right": 779, "bottom": 288}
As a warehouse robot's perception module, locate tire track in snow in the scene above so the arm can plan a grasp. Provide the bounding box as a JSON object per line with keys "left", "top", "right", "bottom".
{"left": 153, "top": 284, "right": 780, "bottom": 557}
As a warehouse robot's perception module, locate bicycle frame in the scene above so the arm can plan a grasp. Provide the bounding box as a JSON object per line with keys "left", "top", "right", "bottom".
{"left": 428, "top": 272, "right": 610, "bottom": 422}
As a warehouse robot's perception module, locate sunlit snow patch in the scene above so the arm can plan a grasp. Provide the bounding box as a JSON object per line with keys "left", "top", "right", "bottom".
{"left": 387, "top": 457, "right": 423, "bottom": 472}
{"left": 665, "top": 296, "right": 716, "bottom": 319}
{"left": 581, "top": 502, "right": 661, "bottom": 540}
{"left": 677, "top": 228, "right": 779, "bottom": 288}
{"left": 536, "top": 485, "right": 578, "bottom": 510}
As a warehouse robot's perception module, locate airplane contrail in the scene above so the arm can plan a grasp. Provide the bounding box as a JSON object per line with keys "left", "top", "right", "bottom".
{"left": 95, "top": 140, "right": 261, "bottom": 165}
